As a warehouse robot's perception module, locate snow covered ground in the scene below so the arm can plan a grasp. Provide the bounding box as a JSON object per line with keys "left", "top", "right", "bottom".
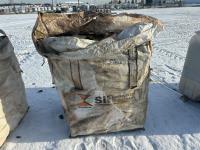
{"left": 1, "top": 7, "right": 200, "bottom": 150}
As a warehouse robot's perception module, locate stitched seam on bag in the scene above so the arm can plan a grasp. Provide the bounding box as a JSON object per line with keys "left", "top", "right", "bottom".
{"left": 128, "top": 47, "right": 137, "bottom": 89}
{"left": 135, "top": 46, "right": 138, "bottom": 88}
{"left": 69, "top": 60, "right": 75, "bottom": 87}
{"left": 77, "top": 60, "right": 83, "bottom": 90}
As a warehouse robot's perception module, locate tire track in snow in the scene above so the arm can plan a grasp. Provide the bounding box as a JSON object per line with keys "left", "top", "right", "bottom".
{"left": 154, "top": 47, "right": 185, "bottom": 61}
{"left": 151, "top": 43, "right": 185, "bottom": 91}
{"left": 151, "top": 71, "right": 180, "bottom": 94}
{"left": 16, "top": 51, "right": 36, "bottom": 64}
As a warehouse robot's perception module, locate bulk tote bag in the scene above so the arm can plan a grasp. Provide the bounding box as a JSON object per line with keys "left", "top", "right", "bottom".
{"left": 0, "top": 30, "right": 28, "bottom": 147}
{"left": 32, "top": 13, "right": 163, "bottom": 136}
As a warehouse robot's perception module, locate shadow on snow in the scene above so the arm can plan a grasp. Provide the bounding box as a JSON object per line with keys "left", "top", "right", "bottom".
{"left": 6, "top": 83, "right": 200, "bottom": 144}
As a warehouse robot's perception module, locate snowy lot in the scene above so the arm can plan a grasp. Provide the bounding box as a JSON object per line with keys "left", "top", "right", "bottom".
{"left": 1, "top": 7, "right": 200, "bottom": 150}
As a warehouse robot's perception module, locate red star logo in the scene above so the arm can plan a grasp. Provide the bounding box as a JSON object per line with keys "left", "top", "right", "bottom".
{"left": 78, "top": 94, "right": 93, "bottom": 107}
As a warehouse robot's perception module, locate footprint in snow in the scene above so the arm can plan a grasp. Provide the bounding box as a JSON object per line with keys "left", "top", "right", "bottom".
{"left": 74, "top": 143, "right": 87, "bottom": 150}
{"left": 124, "top": 139, "right": 137, "bottom": 150}
{"left": 96, "top": 139, "right": 113, "bottom": 150}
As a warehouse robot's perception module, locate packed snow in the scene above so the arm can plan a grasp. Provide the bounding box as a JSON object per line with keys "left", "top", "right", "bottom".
{"left": 1, "top": 7, "right": 200, "bottom": 150}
